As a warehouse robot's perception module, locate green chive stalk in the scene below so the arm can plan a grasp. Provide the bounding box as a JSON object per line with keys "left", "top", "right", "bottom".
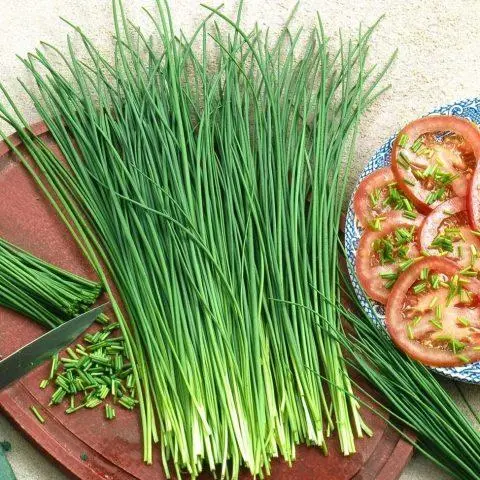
{"left": 0, "top": 1, "right": 391, "bottom": 477}
{"left": 0, "top": 236, "right": 102, "bottom": 328}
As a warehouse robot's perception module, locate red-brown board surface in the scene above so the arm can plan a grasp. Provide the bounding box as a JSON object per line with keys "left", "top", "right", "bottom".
{"left": 0, "top": 124, "right": 414, "bottom": 479}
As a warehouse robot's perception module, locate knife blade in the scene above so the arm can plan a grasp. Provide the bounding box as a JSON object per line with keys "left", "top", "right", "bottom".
{"left": 0, "top": 303, "right": 109, "bottom": 390}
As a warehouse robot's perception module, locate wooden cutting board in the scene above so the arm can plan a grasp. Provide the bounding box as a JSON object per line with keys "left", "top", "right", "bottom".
{"left": 0, "top": 123, "right": 414, "bottom": 479}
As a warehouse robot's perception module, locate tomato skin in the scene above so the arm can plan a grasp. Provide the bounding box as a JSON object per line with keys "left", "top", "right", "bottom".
{"left": 469, "top": 163, "right": 480, "bottom": 230}
{"left": 353, "top": 167, "right": 395, "bottom": 228}
{"left": 419, "top": 197, "right": 466, "bottom": 252}
{"left": 356, "top": 211, "right": 423, "bottom": 304}
{"left": 391, "top": 115, "right": 480, "bottom": 215}
{"left": 386, "top": 257, "right": 480, "bottom": 367}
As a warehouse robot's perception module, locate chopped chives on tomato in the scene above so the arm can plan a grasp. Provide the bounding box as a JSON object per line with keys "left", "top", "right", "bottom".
{"left": 459, "top": 267, "right": 477, "bottom": 277}
{"left": 398, "top": 134, "right": 409, "bottom": 147}
{"left": 430, "top": 274, "right": 440, "bottom": 289}
{"left": 457, "top": 317, "right": 470, "bottom": 327}
{"left": 413, "top": 282, "right": 427, "bottom": 294}
{"left": 404, "top": 178, "right": 416, "bottom": 186}
{"left": 399, "top": 258, "right": 415, "bottom": 271}
{"left": 403, "top": 210, "right": 417, "bottom": 220}
{"left": 428, "top": 296, "right": 438, "bottom": 308}
{"left": 411, "top": 138, "right": 423, "bottom": 152}
{"left": 420, "top": 267, "right": 430, "bottom": 280}
{"left": 407, "top": 324, "right": 414, "bottom": 340}
{"left": 429, "top": 318, "right": 443, "bottom": 329}
{"left": 380, "top": 272, "right": 398, "bottom": 280}
{"left": 403, "top": 198, "right": 413, "bottom": 211}
{"left": 397, "top": 151, "right": 411, "bottom": 169}
{"left": 385, "top": 278, "right": 397, "bottom": 289}
{"left": 457, "top": 354, "right": 470, "bottom": 363}
{"left": 412, "top": 315, "right": 422, "bottom": 326}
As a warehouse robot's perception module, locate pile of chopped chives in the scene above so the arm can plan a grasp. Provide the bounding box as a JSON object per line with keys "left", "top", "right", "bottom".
{"left": 0, "top": 236, "right": 102, "bottom": 329}
{"left": 40, "top": 316, "right": 136, "bottom": 418}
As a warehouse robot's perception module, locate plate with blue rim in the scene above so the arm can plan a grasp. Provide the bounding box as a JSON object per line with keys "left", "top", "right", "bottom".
{"left": 345, "top": 97, "right": 480, "bottom": 384}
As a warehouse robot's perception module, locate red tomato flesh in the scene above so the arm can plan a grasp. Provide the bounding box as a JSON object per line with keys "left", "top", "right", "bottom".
{"left": 386, "top": 256, "right": 480, "bottom": 367}
{"left": 356, "top": 211, "right": 423, "bottom": 304}
{"left": 420, "top": 197, "right": 480, "bottom": 271}
{"left": 391, "top": 115, "right": 480, "bottom": 214}
{"left": 353, "top": 167, "right": 415, "bottom": 230}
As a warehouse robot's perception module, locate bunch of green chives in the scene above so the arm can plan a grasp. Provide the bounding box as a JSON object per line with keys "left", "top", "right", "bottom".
{"left": 0, "top": 1, "right": 392, "bottom": 477}
{"left": 0, "top": 236, "right": 102, "bottom": 328}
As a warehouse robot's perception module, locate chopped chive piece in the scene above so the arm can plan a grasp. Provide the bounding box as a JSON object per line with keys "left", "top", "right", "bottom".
{"left": 399, "top": 258, "right": 415, "bottom": 271}
{"left": 459, "top": 267, "right": 477, "bottom": 277}
{"left": 398, "top": 134, "right": 409, "bottom": 147}
{"left": 369, "top": 188, "right": 381, "bottom": 207}
{"left": 411, "top": 138, "right": 423, "bottom": 152}
{"left": 368, "top": 216, "right": 386, "bottom": 232}
{"left": 397, "top": 151, "right": 411, "bottom": 169}
{"left": 402, "top": 198, "right": 413, "bottom": 211}
{"left": 404, "top": 178, "right": 416, "bottom": 186}
{"left": 457, "top": 317, "right": 470, "bottom": 327}
{"left": 403, "top": 210, "right": 417, "bottom": 220}
{"left": 429, "top": 318, "right": 442, "bottom": 329}
{"left": 413, "top": 282, "right": 427, "bottom": 294}
{"left": 412, "top": 315, "right": 422, "bottom": 326}
{"left": 39, "top": 379, "right": 49, "bottom": 389}
{"left": 30, "top": 405, "right": 45, "bottom": 424}
{"left": 49, "top": 354, "right": 59, "bottom": 380}
{"left": 380, "top": 272, "right": 398, "bottom": 280}
{"left": 457, "top": 355, "right": 470, "bottom": 363}
{"left": 407, "top": 324, "right": 414, "bottom": 340}
{"left": 420, "top": 268, "right": 430, "bottom": 280}
{"left": 385, "top": 278, "right": 397, "bottom": 289}
{"left": 434, "top": 305, "right": 442, "bottom": 322}
{"left": 430, "top": 274, "right": 440, "bottom": 289}
{"left": 428, "top": 296, "right": 438, "bottom": 308}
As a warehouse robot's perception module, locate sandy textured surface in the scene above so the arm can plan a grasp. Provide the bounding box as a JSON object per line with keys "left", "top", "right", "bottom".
{"left": 0, "top": 1, "right": 479, "bottom": 478}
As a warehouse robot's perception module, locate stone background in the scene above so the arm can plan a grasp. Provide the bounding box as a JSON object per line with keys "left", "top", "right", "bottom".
{"left": 1, "top": 1, "right": 479, "bottom": 478}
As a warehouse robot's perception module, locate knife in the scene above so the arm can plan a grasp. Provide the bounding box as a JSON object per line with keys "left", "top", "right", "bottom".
{"left": 0, "top": 303, "right": 109, "bottom": 390}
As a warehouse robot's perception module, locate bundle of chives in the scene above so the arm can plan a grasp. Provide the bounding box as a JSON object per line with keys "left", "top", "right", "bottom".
{"left": 337, "top": 269, "right": 480, "bottom": 480}
{"left": 0, "top": 236, "right": 102, "bottom": 328}
{"left": 0, "top": 1, "right": 392, "bottom": 477}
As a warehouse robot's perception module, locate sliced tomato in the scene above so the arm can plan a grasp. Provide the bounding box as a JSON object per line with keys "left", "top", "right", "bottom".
{"left": 419, "top": 197, "right": 480, "bottom": 271}
{"left": 353, "top": 167, "right": 416, "bottom": 229}
{"left": 391, "top": 115, "right": 480, "bottom": 214}
{"left": 386, "top": 256, "right": 480, "bottom": 367}
{"left": 468, "top": 158, "right": 480, "bottom": 230}
{"left": 356, "top": 211, "right": 424, "bottom": 303}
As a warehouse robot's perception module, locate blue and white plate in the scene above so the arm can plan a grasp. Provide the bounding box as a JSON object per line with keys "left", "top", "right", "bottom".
{"left": 345, "top": 97, "right": 480, "bottom": 384}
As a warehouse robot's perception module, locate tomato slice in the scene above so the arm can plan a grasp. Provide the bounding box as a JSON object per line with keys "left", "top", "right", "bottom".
{"left": 391, "top": 115, "right": 480, "bottom": 214}
{"left": 356, "top": 211, "right": 424, "bottom": 303}
{"left": 353, "top": 167, "right": 417, "bottom": 230}
{"left": 419, "top": 197, "right": 480, "bottom": 271}
{"left": 386, "top": 256, "right": 480, "bottom": 367}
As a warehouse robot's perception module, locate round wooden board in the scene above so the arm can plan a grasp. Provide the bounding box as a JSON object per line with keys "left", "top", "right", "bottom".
{"left": 0, "top": 124, "right": 414, "bottom": 479}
